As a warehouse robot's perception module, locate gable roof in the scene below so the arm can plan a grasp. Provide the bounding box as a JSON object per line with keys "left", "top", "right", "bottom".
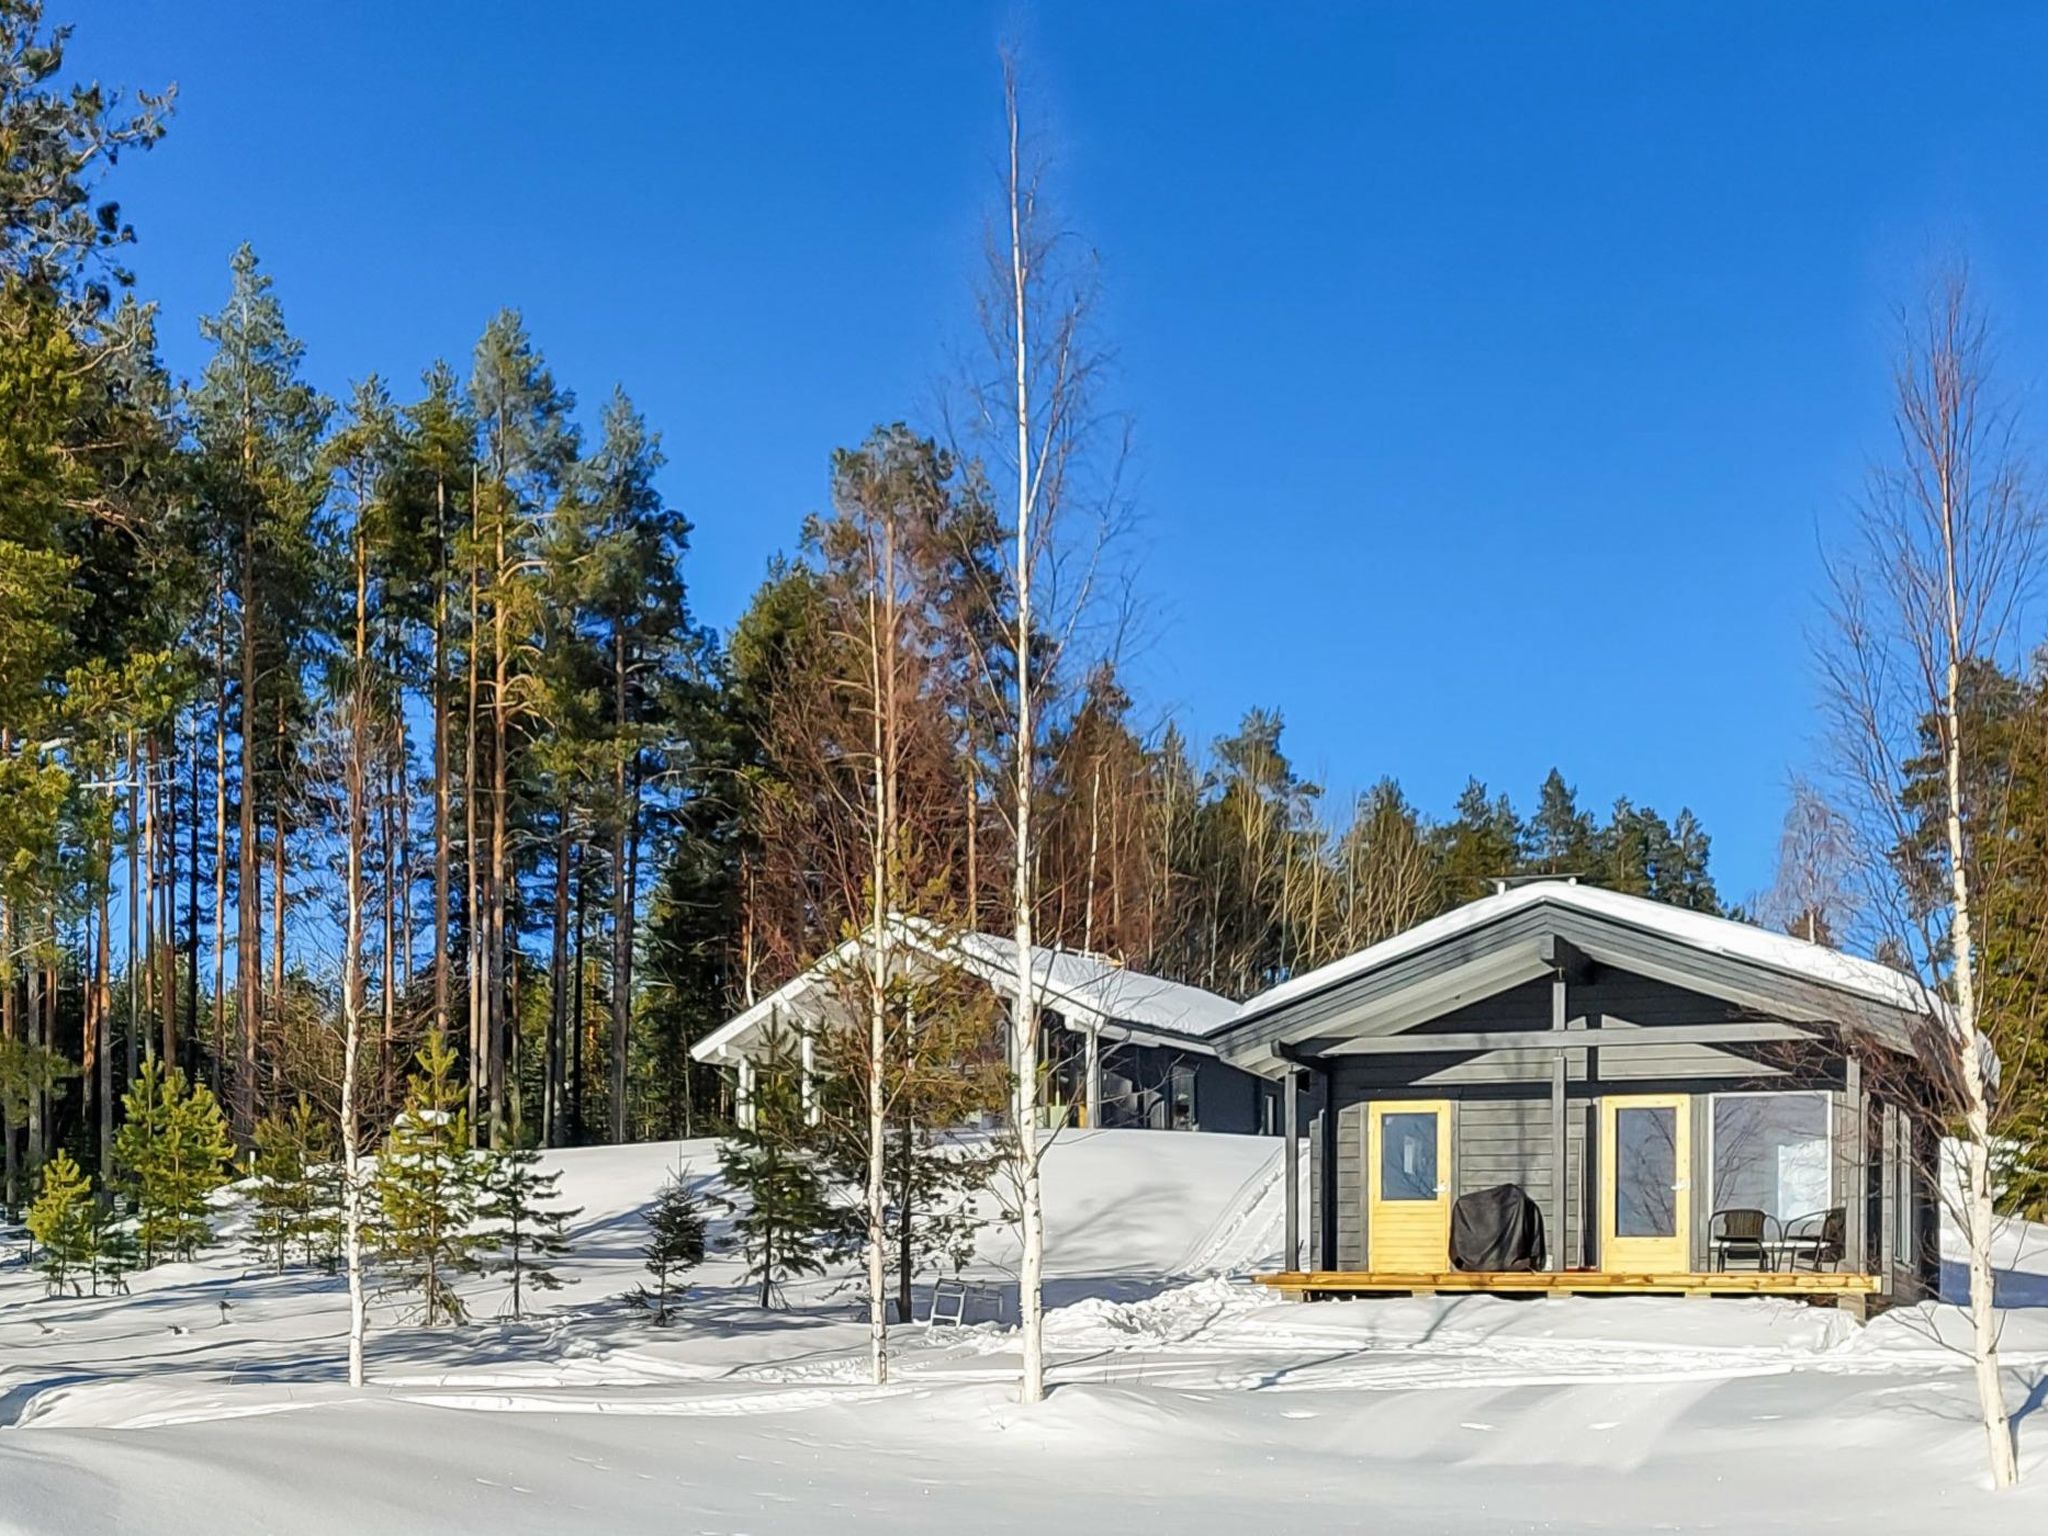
{"left": 689, "top": 914, "right": 1237, "bottom": 1066}
{"left": 1215, "top": 880, "right": 1943, "bottom": 1068}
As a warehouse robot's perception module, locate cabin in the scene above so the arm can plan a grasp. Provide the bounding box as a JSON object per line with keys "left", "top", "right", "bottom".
{"left": 691, "top": 915, "right": 1278, "bottom": 1135}
{"left": 1210, "top": 880, "right": 1945, "bottom": 1314}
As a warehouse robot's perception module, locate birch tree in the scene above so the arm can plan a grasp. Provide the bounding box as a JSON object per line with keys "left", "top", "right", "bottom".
{"left": 1820, "top": 269, "right": 2034, "bottom": 1488}
{"left": 969, "top": 51, "right": 1125, "bottom": 1405}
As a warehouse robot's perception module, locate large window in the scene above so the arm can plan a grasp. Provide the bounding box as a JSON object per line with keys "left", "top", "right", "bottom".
{"left": 1379, "top": 1111, "right": 1439, "bottom": 1201}
{"left": 1710, "top": 1092, "right": 1830, "bottom": 1224}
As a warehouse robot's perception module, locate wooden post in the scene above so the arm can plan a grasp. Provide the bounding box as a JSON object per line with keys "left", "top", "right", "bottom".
{"left": 1318, "top": 1067, "right": 1339, "bottom": 1270}
{"left": 1844, "top": 1053, "right": 1866, "bottom": 1271}
{"left": 1084, "top": 1021, "right": 1101, "bottom": 1129}
{"left": 736, "top": 1057, "right": 756, "bottom": 1131}
{"left": 1283, "top": 1068, "right": 1300, "bottom": 1272}
{"left": 800, "top": 1030, "right": 817, "bottom": 1127}
{"left": 1550, "top": 973, "right": 1569, "bottom": 1272}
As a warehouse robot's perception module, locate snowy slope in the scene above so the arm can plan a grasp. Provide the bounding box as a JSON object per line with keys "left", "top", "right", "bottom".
{"left": 1, "top": 1129, "right": 2046, "bottom": 1534}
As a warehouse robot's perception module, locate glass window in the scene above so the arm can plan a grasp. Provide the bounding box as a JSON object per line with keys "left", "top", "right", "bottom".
{"left": 1615, "top": 1106, "right": 1678, "bottom": 1236}
{"left": 1380, "top": 1111, "right": 1439, "bottom": 1201}
{"left": 1710, "top": 1092, "right": 1830, "bottom": 1226}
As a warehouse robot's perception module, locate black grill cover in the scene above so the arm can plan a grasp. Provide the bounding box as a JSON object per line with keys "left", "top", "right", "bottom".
{"left": 1450, "top": 1184, "right": 1547, "bottom": 1272}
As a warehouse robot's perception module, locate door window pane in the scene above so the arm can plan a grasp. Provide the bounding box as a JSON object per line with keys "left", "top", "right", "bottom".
{"left": 1615, "top": 1106, "right": 1677, "bottom": 1237}
{"left": 1380, "top": 1112, "right": 1438, "bottom": 1201}
{"left": 1710, "top": 1093, "right": 1829, "bottom": 1224}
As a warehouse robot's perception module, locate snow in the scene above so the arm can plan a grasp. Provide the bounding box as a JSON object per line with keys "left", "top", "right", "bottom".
{"left": 1228, "top": 878, "right": 1941, "bottom": 1037}
{"left": 4, "top": 1128, "right": 2047, "bottom": 1532}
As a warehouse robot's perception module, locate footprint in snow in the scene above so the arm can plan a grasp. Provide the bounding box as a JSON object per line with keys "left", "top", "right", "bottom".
{"left": 1460, "top": 1422, "right": 1495, "bottom": 1431}
{"left": 1281, "top": 1410, "right": 1317, "bottom": 1420}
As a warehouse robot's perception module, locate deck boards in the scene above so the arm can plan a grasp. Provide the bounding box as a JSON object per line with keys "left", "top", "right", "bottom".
{"left": 1254, "top": 1269, "right": 1882, "bottom": 1297}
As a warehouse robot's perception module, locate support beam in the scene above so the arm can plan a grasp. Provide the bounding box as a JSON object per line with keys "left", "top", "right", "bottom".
{"left": 1084, "top": 1022, "right": 1101, "bottom": 1129}
{"left": 1318, "top": 1068, "right": 1338, "bottom": 1271}
{"left": 736, "top": 1057, "right": 756, "bottom": 1131}
{"left": 1550, "top": 973, "right": 1568, "bottom": 1272}
{"left": 1844, "top": 1053, "right": 1866, "bottom": 1270}
{"left": 1282, "top": 1068, "right": 1301, "bottom": 1272}
{"left": 1538, "top": 933, "right": 1594, "bottom": 983}
{"left": 800, "top": 1031, "right": 817, "bottom": 1127}
{"left": 1299, "top": 1019, "right": 1818, "bottom": 1058}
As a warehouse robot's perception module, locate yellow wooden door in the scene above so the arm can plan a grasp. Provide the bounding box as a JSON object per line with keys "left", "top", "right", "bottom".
{"left": 1367, "top": 1100, "right": 1452, "bottom": 1272}
{"left": 1600, "top": 1093, "right": 1691, "bottom": 1273}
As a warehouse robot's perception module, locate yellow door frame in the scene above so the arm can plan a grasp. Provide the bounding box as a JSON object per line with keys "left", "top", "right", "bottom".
{"left": 1366, "top": 1099, "right": 1453, "bottom": 1272}
{"left": 1599, "top": 1093, "right": 1692, "bottom": 1273}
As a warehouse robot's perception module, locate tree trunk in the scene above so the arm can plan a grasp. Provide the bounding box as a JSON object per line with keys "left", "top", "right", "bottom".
{"left": 272, "top": 694, "right": 287, "bottom": 1021}
{"left": 571, "top": 845, "right": 587, "bottom": 1147}
{"left": 490, "top": 508, "right": 510, "bottom": 1148}
{"left": 548, "top": 813, "right": 571, "bottom": 1148}
{"left": 432, "top": 473, "right": 452, "bottom": 1053}
{"left": 186, "top": 724, "right": 201, "bottom": 1080}
{"left": 213, "top": 587, "right": 230, "bottom": 1101}
{"left": 1942, "top": 637, "right": 2017, "bottom": 1486}
{"left": 341, "top": 697, "right": 370, "bottom": 1389}
{"left": 1005, "top": 63, "right": 1047, "bottom": 1406}
{"left": 95, "top": 831, "right": 113, "bottom": 1182}
{"left": 610, "top": 633, "right": 631, "bottom": 1144}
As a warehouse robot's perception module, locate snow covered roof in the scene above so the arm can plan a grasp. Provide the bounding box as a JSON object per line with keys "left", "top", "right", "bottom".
{"left": 690, "top": 915, "right": 1238, "bottom": 1066}
{"left": 1221, "top": 880, "right": 1946, "bottom": 1059}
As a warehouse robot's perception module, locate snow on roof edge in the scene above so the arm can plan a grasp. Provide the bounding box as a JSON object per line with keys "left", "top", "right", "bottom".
{"left": 1228, "top": 880, "right": 1942, "bottom": 1033}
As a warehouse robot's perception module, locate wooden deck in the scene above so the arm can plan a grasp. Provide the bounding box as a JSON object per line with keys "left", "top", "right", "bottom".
{"left": 1255, "top": 1269, "right": 1883, "bottom": 1301}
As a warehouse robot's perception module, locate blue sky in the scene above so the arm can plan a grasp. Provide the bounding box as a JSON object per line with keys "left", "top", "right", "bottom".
{"left": 84, "top": 2, "right": 2048, "bottom": 904}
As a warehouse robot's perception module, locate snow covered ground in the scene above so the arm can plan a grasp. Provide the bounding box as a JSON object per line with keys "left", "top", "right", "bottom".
{"left": 3, "top": 1128, "right": 2047, "bottom": 1533}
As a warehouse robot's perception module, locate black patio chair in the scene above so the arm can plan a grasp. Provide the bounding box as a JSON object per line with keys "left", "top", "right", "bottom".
{"left": 1709, "top": 1208, "right": 1775, "bottom": 1271}
{"left": 1779, "top": 1208, "right": 1845, "bottom": 1271}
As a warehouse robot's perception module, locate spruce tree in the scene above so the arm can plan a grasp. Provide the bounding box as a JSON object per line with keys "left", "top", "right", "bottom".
{"left": 374, "top": 1030, "right": 485, "bottom": 1325}
{"left": 642, "top": 1173, "right": 708, "bottom": 1325}
{"left": 114, "top": 1059, "right": 234, "bottom": 1265}
{"left": 25, "top": 1147, "right": 92, "bottom": 1296}
{"left": 717, "top": 1030, "right": 844, "bottom": 1307}
{"left": 478, "top": 1146, "right": 580, "bottom": 1320}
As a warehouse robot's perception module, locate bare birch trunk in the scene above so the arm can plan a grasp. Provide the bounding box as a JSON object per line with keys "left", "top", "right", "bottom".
{"left": 864, "top": 520, "right": 898, "bottom": 1387}
{"left": 1005, "top": 61, "right": 1047, "bottom": 1406}
{"left": 1939, "top": 537, "right": 2017, "bottom": 1488}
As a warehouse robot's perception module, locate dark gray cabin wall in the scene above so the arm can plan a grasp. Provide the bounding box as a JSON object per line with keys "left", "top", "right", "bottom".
{"left": 1306, "top": 965, "right": 1858, "bottom": 1272}
{"left": 1092, "top": 1042, "right": 1270, "bottom": 1135}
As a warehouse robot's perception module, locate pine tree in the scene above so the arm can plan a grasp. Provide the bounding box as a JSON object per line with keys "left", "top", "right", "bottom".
{"left": 1526, "top": 769, "right": 1597, "bottom": 877}
{"left": 1432, "top": 778, "right": 1524, "bottom": 907}
{"left": 189, "top": 243, "right": 330, "bottom": 1140}
{"left": 88, "top": 1202, "right": 139, "bottom": 1296}
{"left": 246, "top": 1097, "right": 339, "bottom": 1272}
{"left": 25, "top": 1147, "right": 92, "bottom": 1296}
{"left": 477, "top": 1146, "right": 580, "bottom": 1320}
{"left": 717, "top": 1029, "right": 844, "bottom": 1307}
{"left": 641, "top": 1172, "right": 708, "bottom": 1325}
{"left": 374, "top": 1030, "right": 485, "bottom": 1325}
{"left": 114, "top": 1059, "right": 233, "bottom": 1265}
